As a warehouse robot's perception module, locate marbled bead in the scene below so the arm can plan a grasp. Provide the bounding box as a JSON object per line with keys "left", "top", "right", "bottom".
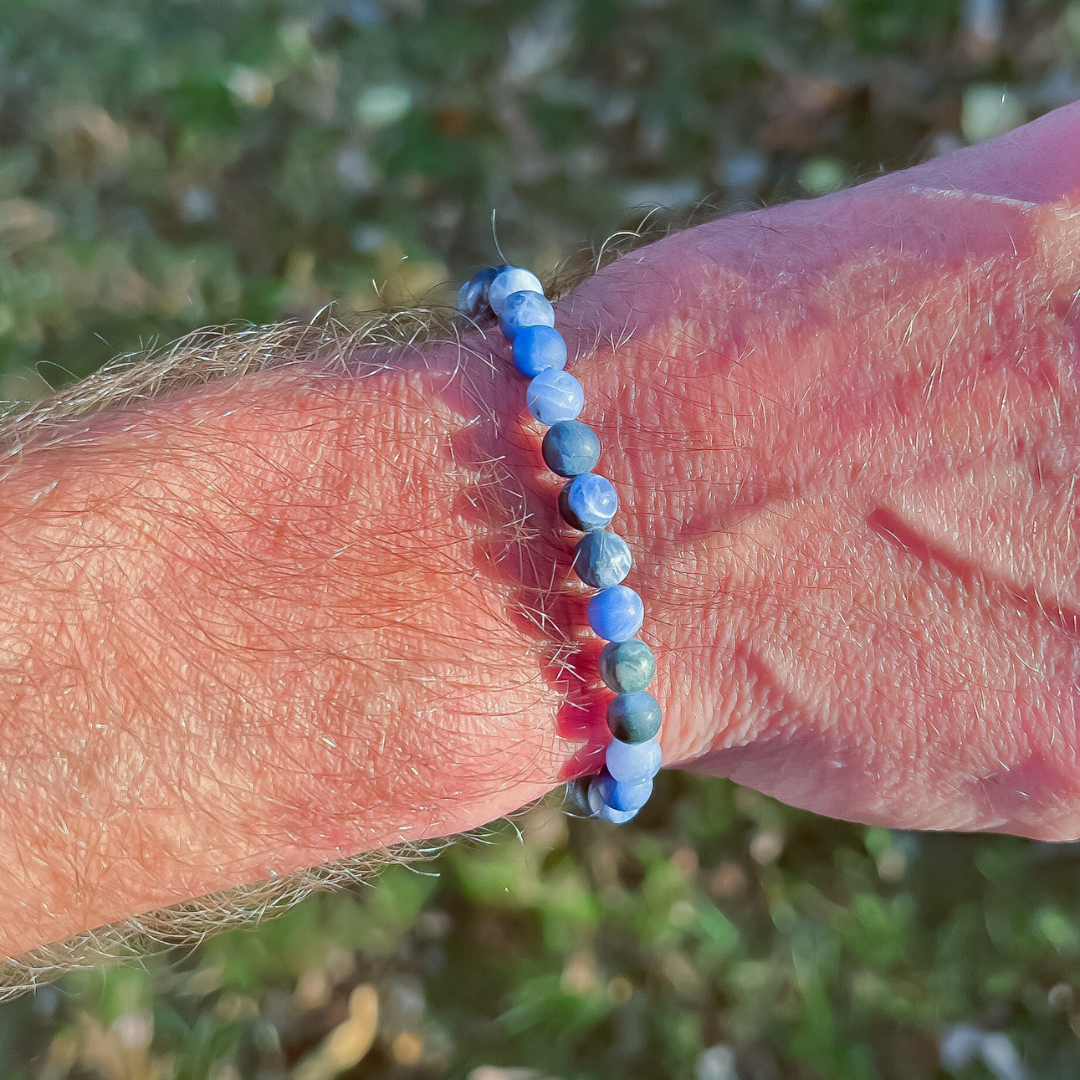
{"left": 572, "top": 530, "right": 632, "bottom": 589}
{"left": 526, "top": 369, "right": 584, "bottom": 425}
{"left": 599, "top": 638, "right": 655, "bottom": 693}
{"left": 489, "top": 267, "right": 543, "bottom": 316}
{"left": 559, "top": 473, "right": 618, "bottom": 531}
{"left": 587, "top": 585, "right": 644, "bottom": 642}
{"left": 512, "top": 325, "right": 567, "bottom": 377}
{"left": 587, "top": 777, "right": 637, "bottom": 823}
{"left": 542, "top": 421, "right": 601, "bottom": 477}
{"left": 499, "top": 291, "right": 554, "bottom": 340}
{"left": 456, "top": 267, "right": 500, "bottom": 316}
{"left": 607, "top": 690, "right": 662, "bottom": 744}
{"left": 597, "top": 769, "right": 653, "bottom": 812}
{"left": 605, "top": 735, "right": 662, "bottom": 785}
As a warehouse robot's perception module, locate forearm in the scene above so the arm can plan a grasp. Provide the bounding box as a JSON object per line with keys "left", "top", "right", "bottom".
{"left": 0, "top": 357, "right": 573, "bottom": 956}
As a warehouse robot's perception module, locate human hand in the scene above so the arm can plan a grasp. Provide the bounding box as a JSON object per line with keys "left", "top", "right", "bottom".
{"left": 545, "top": 100, "right": 1080, "bottom": 841}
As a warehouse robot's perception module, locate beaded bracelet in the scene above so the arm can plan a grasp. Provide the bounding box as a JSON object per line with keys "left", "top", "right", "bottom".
{"left": 458, "top": 265, "right": 664, "bottom": 823}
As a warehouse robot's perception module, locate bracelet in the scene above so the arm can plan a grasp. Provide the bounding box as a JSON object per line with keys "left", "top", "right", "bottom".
{"left": 458, "top": 265, "right": 664, "bottom": 823}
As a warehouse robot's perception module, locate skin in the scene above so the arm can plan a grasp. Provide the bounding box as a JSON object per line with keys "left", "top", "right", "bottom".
{"left": 1, "top": 102, "right": 1080, "bottom": 959}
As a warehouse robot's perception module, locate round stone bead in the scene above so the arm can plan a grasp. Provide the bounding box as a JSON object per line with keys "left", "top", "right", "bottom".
{"left": 587, "top": 585, "right": 644, "bottom": 642}
{"left": 587, "top": 777, "right": 637, "bottom": 823}
{"left": 563, "top": 777, "right": 592, "bottom": 815}
{"left": 456, "top": 267, "right": 500, "bottom": 316}
{"left": 542, "top": 421, "right": 601, "bottom": 477}
{"left": 597, "top": 802, "right": 637, "bottom": 824}
{"left": 572, "top": 530, "right": 631, "bottom": 588}
{"left": 599, "top": 638, "right": 655, "bottom": 693}
{"left": 526, "top": 369, "right": 584, "bottom": 425}
{"left": 499, "top": 291, "right": 554, "bottom": 340}
{"left": 597, "top": 769, "right": 653, "bottom": 812}
{"left": 607, "top": 691, "right": 662, "bottom": 744}
{"left": 609, "top": 691, "right": 656, "bottom": 743}
{"left": 512, "top": 325, "right": 567, "bottom": 377}
{"left": 489, "top": 267, "right": 544, "bottom": 316}
{"left": 559, "top": 473, "right": 618, "bottom": 532}
{"left": 605, "top": 735, "right": 662, "bottom": 785}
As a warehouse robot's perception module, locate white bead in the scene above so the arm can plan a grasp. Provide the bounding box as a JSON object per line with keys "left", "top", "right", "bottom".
{"left": 489, "top": 267, "right": 543, "bottom": 316}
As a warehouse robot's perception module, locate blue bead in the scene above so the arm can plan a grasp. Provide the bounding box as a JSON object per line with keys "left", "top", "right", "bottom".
{"left": 527, "top": 369, "right": 584, "bottom": 425}
{"left": 499, "top": 291, "right": 555, "bottom": 341}
{"left": 587, "top": 585, "right": 644, "bottom": 641}
{"left": 563, "top": 777, "right": 592, "bottom": 815}
{"left": 597, "top": 769, "right": 653, "bottom": 812}
{"left": 456, "top": 267, "right": 500, "bottom": 316}
{"left": 489, "top": 267, "right": 544, "bottom": 315}
{"left": 605, "top": 735, "right": 662, "bottom": 784}
{"left": 542, "top": 421, "right": 601, "bottom": 477}
{"left": 587, "top": 777, "right": 638, "bottom": 823}
{"left": 512, "top": 325, "right": 567, "bottom": 377}
{"left": 572, "top": 530, "right": 632, "bottom": 588}
{"left": 596, "top": 802, "right": 637, "bottom": 824}
{"left": 607, "top": 691, "right": 662, "bottom": 744}
{"left": 598, "top": 638, "right": 655, "bottom": 693}
{"left": 559, "top": 473, "right": 618, "bottom": 531}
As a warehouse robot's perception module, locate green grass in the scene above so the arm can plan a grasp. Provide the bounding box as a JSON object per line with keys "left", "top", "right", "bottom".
{"left": 2, "top": 0, "right": 1080, "bottom": 1076}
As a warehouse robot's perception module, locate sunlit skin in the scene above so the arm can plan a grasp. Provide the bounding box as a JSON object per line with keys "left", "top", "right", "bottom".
{"left": 0, "top": 103, "right": 1079, "bottom": 957}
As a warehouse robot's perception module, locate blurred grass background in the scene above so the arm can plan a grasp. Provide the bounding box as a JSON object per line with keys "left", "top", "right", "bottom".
{"left": 3, "top": 0, "right": 1080, "bottom": 1077}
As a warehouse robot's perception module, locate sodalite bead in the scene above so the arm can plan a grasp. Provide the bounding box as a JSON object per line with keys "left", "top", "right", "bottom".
{"left": 559, "top": 473, "right": 617, "bottom": 531}
{"left": 542, "top": 421, "right": 600, "bottom": 477}
{"left": 587, "top": 585, "right": 644, "bottom": 642}
{"left": 527, "top": 369, "right": 584, "bottom": 425}
{"left": 599, "top": 638, "right": 655, "bottom": 693}
{"left": 563, "top": 777, "right": 592, "bottom": 815}
{"left": 489, "top": 267, "right": 543, "bottom": 316}
{"left": 605, "top": 735, "right": 662, "bottom": 785}
{"left": 512, "top": 325, "right": 567, "bottom": 377}
{"left": 572, "top": 530, "right": 631, "bottom": 589}
{"left": 597, "top": 769, "right": 653, "bottom": 812}
{"left": 587, "top": 777, "right": 637, "bottom": 823}
{"left": 607, "top": 692, "right": 662, "bottom": 745}
{"left": 607, "top": 690, "right": 662, "bottom": 744}
{"left": 499, "top": 291, "right": 555, "bottom": 340}
{"left": 456, "top": 267, "right": 501, "bottom": 316}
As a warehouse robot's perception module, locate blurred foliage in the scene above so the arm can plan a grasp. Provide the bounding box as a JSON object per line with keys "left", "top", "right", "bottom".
{"left": 4, "top": 0, "right": 1080, "bottom": 1077}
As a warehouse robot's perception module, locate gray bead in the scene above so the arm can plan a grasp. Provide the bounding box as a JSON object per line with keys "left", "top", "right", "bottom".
{"left": 573, "top": 531, "right": 632, "bottom": 589}
{"left": 542, "top": 420, "right": 601, "bottom": 477}
{"left": 563, "top": 778, "right": 592, "bottom": 815}
{"left": 607, "top": 690, "right": 662, "bottom": 744}
{"left": 455, "top": 267, "right": 500, "bottom": 316}
{"left": 599, "top": 639, "right": 656, "bottom": 693}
